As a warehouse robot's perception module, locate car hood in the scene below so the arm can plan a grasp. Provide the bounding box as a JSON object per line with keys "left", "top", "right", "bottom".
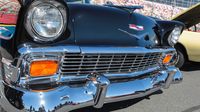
{"left": 172, "top": 3, "right": 200, "bottom": 28}
{"left": 68, "top": 4, "right": 159, "bottom": 47}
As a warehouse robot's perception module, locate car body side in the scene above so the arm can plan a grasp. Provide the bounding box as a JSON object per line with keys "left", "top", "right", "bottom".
{"left": 178, "top": 31, "right": 200, "bottom": 62}
{"left": 173, "top": 3, "right": 200, "bottom": 64}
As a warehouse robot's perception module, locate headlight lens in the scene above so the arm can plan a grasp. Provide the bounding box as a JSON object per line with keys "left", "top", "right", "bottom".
{"left": 168, "top": 27, "right": 182, "bottom": 46}
{"left": 32, "top": 4, "right": 63, "bottom": 38}
{"left": 25, "top": 1, "right": 67, "bottom": 42}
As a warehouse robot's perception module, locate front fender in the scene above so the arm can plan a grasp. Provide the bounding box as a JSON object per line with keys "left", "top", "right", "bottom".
{"left": 156, "top": 20, "right": 185, "bottom": 46}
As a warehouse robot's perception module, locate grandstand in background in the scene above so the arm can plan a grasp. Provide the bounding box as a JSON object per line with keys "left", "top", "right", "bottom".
{"left": 133, "top": 0, "right": 199, "bottom": 30}
{"left": 126, "top": 0, "right": 199, "bottom": 20}
{"left": 92, "top": 0, "right": 199, "bottom": 19}
{"left": 144, "top": 0, "right": 200, "bottom": 31}
{"left": 147, "top": 0, "right": 200, "bottom": 8}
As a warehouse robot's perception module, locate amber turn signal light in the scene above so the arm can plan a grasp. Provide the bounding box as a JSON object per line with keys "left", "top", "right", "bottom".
{"left": 163, "top": 54, "right": 173, "bottom": 64}
{"left": 30, "top": 60, "right": 58, "bottom": 77}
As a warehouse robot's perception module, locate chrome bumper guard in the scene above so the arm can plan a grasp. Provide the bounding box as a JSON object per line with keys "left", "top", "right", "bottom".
{"left": 0, "top": 66, "right": 182, "bottom": 112}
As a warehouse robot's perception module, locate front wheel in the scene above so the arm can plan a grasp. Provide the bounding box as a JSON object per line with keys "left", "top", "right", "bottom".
{"left": 175, "top": 48, "right": 186, "bottom": 68}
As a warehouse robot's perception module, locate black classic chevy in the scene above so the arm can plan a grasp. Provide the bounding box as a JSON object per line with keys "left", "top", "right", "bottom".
{"left": 0, "top": 0, "right": 184, "bottom": 111}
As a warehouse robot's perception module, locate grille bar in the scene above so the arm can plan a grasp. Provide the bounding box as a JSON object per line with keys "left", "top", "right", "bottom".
{"left": 61, "top": 53, "right": 162, "bottom": 75}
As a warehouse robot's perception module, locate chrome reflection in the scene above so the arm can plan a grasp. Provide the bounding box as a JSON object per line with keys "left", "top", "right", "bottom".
{"left": 0, "top": 25, "right": 15, "bottom": 40}
{"left": 0, "top": 66, "right": 182, "bottom": 112}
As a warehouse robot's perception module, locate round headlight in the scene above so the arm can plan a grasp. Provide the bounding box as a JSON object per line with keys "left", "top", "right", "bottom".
{"left": 168, "top": 27, "right": 182, "bottom": 46}
{"left": 25, "top": 1, "right": 67, "bottom": 42}
{"left": 32, "top": 4, "right": 63, "bottom": 38}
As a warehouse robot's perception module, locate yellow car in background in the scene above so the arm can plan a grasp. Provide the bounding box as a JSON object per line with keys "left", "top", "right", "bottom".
{"left": 172, "top": 3, "right": 200, "bottom": 68}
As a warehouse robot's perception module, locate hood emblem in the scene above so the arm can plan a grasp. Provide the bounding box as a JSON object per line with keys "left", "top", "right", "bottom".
{"left": 118, "top": 28, "right": 147, "bottom": 40}
{"left": 129, "top": 24, "right": 144, "bottom": 31}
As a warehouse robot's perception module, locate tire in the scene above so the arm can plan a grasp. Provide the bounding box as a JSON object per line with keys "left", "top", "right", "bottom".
{"left": 175, "top": 48, "right": 186, "bottom": 68}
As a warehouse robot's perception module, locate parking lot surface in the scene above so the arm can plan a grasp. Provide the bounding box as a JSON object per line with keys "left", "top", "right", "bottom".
{"left": 72, "top": 62, "right": 200, "bottom": 112}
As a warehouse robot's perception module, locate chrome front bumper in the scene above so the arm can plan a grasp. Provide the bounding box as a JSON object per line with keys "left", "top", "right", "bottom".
{"left": 0, "top": 66, "right": 182, "bottom": 112}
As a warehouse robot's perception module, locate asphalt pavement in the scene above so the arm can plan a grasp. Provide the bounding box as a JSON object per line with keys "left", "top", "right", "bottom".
{"left": 72, "top": 62, "right": 200, "bottom": 112}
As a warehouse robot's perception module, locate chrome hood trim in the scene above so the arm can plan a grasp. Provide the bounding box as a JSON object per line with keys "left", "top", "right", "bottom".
{"left": 80, "top": 46, "right": 174, "bottom": 54}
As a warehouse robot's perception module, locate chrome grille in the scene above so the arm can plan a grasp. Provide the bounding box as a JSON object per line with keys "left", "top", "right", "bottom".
{"left": 61, "top": 53, "right": 162, "bottom": 75}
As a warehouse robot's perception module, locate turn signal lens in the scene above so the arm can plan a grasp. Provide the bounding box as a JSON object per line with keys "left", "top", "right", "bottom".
{"left": 30, "top": 60, "right": 58, "bottom": 77}
{"left": 163, "top": 54, "right": 173, "bottom": 64}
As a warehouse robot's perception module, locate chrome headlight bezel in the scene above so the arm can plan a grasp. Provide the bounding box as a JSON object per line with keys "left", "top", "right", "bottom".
{"left": 168, "top": 26, "right": 183, "bottom": 46}
{"left": 24, "top": 0, "right": 67, "bottom": 43}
